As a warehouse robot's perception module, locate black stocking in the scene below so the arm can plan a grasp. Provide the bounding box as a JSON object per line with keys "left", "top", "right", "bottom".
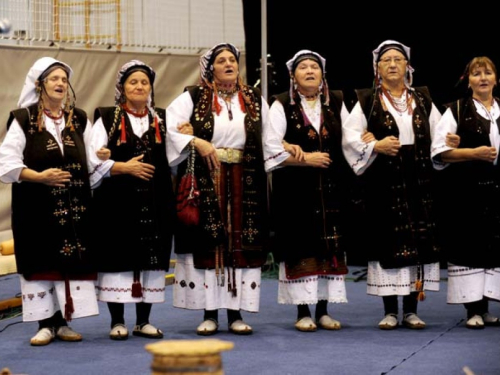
{"left": 38, "top": 310, "right": 67, "bottom": 330}
{"left": 297, "top": 304, "right": 311, "bottom": 320}
{"left": 403, "top": 292, "right": 419, "bottom": 315}
{"left": 136, "top": 302, "right": 152, "bottom": 327}
{"left": 107, "top": 302, "right": 125, "bottom": 328}
{"left": 464, "top": 298, "right": 488, "bottom": 319}
{"left": 315, "top": 300, "right": 328, "bottom": 320}
{"left": 203, "top": 309, "right": 219, "bottom": 323}
{"left": 227, "top": 309, "right": 243, "bottom": 325}
{"left": 382, "top": 295, "right": 398, "bottom": 316}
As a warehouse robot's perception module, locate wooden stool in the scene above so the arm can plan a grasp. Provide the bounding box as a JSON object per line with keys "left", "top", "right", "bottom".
{"left": 145, "top": 339, "right": 234, "bottom": 375}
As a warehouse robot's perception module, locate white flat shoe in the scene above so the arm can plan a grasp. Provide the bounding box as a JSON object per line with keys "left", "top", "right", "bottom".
{"left": 56, "top": 326, "right": 82, "bottom": 341}
{"left": 295, "top": 317, "right": 317, "bottom": 332}
{"left": 229, "top": 320, "right": 253, "bottom": 335}
{"left": 196, "top": 319, "right": 218, "bottom": 336}
{"left": 482, "top": 313, "right": 500, "bottom": 326}
{"left": 466, "top": 315, "right": 485, "bottom": 330}
{"left": 402, "top": 313, "right": 426, "bottom": 329}
{"left": 133, "top": 324, "right": 163, "bottom": 339}
{"left": 378, "top": 314, "right": 398, "bottom": 330}
{"left": 109, "top": 324, "right": 129, "bottom": 340}
{"left": 30, "top": 327, "right": 55, "bottom": 346}
{"left": 317, "top": 315, "right": 341, "bottom": 330}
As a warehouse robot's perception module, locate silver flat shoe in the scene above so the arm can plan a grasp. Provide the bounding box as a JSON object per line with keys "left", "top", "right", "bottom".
{"left": 229, "top": 320, "right": 253, "bottom": 335}
{"left": 196, "top": 319, "right": 218, "bottom": 336}
{"left": 317, "top": 315, "right": 341, "bottom": 330}
{"left": 56, "top": 326, "right": 82, "bottom": 342}
{"left": 133, "top": 323, "right": 163, "bottom": 339}
{"left": 466, "top": 315, "right": 485, "bottom": 330}
{"left": 295, "top": 317, "right": 317, "bottom": 332}
{"left": 378, "top": 314, "right": 398, "bottom": 330}
{"left": 30, "top": 327, "right": 55, "bottom": 346}
{"left": 402, "top": 313, "right": 426, "bottom": 329}
{"left": 109, "top": 323, "right": 129, "bottom": 340}
{"left": 482, "top": 313, "right": 500, "bottom": 326}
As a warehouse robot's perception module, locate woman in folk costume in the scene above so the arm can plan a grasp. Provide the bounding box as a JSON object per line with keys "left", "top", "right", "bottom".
{"left": 342, "top": 40, "right": 443, "bottom": 330}
{"left": 166, "top": 43, "right": 269, "bottom": 336}
{"left": 0, "top": 57, "right": 100, "bottom": 346}
{"left": 88, "top": 60, "right": 175, "bottom": 340}
{"left": 263, "top": 50, "right": 352, "bottom": 332}
{"left": 431, "top": 56, "right": 500, "bottom": 329}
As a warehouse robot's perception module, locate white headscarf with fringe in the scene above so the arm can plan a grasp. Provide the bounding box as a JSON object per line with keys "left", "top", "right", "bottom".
{"left": 199, "top": 43, "right": 240, "bottom": 85}
{"left": 17, "top": 57, "right": 73, "bottom": 108}
{"left": 372, "top": 40, "right": 414, "bottom": 88}
{"left": 286, "top": 49, "right": 329, "bottom": 105}
{"left": 114, "top": 59, "right": 156, "bottom": 107}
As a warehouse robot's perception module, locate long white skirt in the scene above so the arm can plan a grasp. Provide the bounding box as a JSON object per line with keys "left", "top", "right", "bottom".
{"left": 173, "top": 253, "right": 261, "bottom": 312}
{"left": 447, "top": 264, "right": 500, "bottom": 304}
{"left": 366, "top": 261, "right": 440, "bottom": 296}
{"left": 20, "top": 276, "right": 99, "bottom": 322}
{"left": 278, "top": 262, "right": 347, "bottom": 305}
{"left": 97, "top": 270, "right": 166, "bottom": 303}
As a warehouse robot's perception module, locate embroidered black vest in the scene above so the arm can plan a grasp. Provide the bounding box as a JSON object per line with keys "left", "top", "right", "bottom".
{"left": 174, "top": 85, "right": 269, "bottom": 269}
{"left": 269, "top": 90, "right": 351, "bottom": 278}
{"left": 90, "top": 106, "right": 174, "bottom": 272}
{"left": 8, "top": 105, "right": 93, "bottom": 275}
{"left": 436, "top": 97, "right": 500, "bottom": 267}
{"left": 355, "top": 87, "right": 440, "bottom": 268}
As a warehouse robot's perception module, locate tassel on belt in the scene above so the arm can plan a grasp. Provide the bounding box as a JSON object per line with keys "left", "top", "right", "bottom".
{"left": 216, "top": 148, "right": 244, "bottom": 164}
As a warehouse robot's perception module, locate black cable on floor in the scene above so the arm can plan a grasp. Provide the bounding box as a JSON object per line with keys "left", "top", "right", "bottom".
{"left": 381, "top": 318, "right": 465, "bottom": 375}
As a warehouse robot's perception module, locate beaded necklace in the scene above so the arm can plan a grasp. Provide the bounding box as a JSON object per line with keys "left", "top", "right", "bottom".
{"left": 217, "top": 84, "right": 238, "bottom": 121}
{"left": 217, "top": 85, "right": 238, "bottom": 99}
{"left": 298, "top": 89, "right": 319, "bottom": 100}
{"left": 44, "top": 108, "right": 64, "bottom": 143}
{"left": 43, "top": 108, "right": 64, "bottom": 125}
{"left": 213, "top": 82, "right": 245, "bottom": 121}
{"left": 122, "top": 103, "right": 148, "bottom": 118}
{"left": 381, "top": 86, "right": 413, "bottom": 115}
{"left": 118, "top": 104, "right": 161, "bottom": 144}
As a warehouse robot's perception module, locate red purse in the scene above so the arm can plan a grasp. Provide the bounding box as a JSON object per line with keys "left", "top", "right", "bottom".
{"left": 176, "top": 142, "right": 200, "bottom": 226}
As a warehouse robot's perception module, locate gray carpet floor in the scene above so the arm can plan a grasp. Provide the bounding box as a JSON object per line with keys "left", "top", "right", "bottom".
{"left": 1, "top": 267, "right": 499, "bottom": 375}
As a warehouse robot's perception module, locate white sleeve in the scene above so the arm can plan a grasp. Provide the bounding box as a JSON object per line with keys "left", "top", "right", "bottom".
{"left": 165, "top": 91, "right": 195, "bottom": 167}
{"left": 341, "top": 102, "right": 377, "bottom": 175}
{"left": 430, "top": 108, "right": 457, "bottom": 170}
{"left": 428, "top": 103, "right": 443, "bottom": 130}
{"left": 261, "top": 95, "right": 270, "bottom": 132}
{"left": 263, "top": 100, "right": 291, "bottom": 173}
{"left": 86, "top": 117, "right": 115, "bottom": 188}
{"left": 0, "top": 120, "right": 27, "bottom": 183}
{"left": 340, "top": 102, "right": 350, "bottom": 123}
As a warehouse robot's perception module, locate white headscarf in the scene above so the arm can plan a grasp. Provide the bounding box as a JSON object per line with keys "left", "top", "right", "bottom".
{"left": 286, "top": 49, "right": 326, "bottom": 74}
{"left": 372, "top": 40, "right": 414, "bottom": 87}
{"left": 114, "top": 59, "right": 156, "bottom": 106}
{"left": 285, "top": 49, "right": 329, "bottom": 105}
{"left": 199, "top": 43, "right": 240, "bottom": 85}
{"left": 17, "top": 57, "right": 73, "bottom": 108}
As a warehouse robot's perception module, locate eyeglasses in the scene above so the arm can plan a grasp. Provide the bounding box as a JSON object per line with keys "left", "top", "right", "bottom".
{"left": 379, "top": 57, "right": 406, "bottom": 65}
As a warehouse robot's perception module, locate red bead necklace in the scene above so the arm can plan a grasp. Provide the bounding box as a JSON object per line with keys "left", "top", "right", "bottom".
{"left": 122, "top": 103, "right": 148, "bottom": 118}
